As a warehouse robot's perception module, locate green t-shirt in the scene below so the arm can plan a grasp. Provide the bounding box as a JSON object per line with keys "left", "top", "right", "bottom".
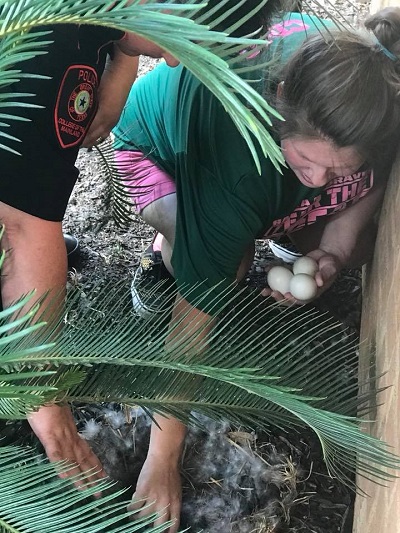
{"left": 113, "top": 14, "right": 371, "bottom": 313}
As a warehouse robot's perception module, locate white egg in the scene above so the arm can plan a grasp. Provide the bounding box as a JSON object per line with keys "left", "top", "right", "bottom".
{"left": 289, "top": 274, "right": 318, "bottom": 301}
{"left": 267, "top": 266, "right": 293, "bottom": 294}
{"left": 292, "top": 256, "right": 318, "bottom": 276}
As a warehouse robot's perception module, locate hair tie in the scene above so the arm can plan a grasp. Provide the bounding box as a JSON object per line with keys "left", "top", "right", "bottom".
{"left": 372, "top": 35, "right": 398, "bottom": 61}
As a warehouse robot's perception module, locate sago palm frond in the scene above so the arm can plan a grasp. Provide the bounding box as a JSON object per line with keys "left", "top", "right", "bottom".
{"left": 0, "top": 445, "right": 173, "bottom": 533}
{"left": 0, "top": 1, "right": 364, "bottom": 165}
{"left": 93, "top": 4, "right": 360, "bottom": 228}
{"left": 93, "top": 137, "right": 135, "bottom": 228}
{"left": 1, "top": 282, "right": 399, "bottom": 491}
{"left": 0, "top": 0, "right": 285, "bottom": 170}
{"left": 301, "top": 0, "right": 358, "bottom": 31}
{"left": 0, "top": 27, "right": 53, "bottom": 152}
{"left": 0, "top": 287, "right": 89, "bottom": 418}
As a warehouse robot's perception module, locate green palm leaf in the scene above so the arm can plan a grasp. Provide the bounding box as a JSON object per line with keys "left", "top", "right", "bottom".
{"left": 0, "top": 26, "right": 53, "bottom": 153}
{"left": 0, "top": 445, "right": 173, "bottom": 532}
{"left": 0, "top": 287, "right": 88, "bottom": 417}
{"left": 0, "top": 0, "right": 285, "bottom": 169}
{"left": 1, "top": 283, "right": 399, "bottom": 491}
{"left": 0, "top": 0, "right": 363, "bottom": 163}
{"left": 92, "top": 138, "right": 135, "bottom": 229}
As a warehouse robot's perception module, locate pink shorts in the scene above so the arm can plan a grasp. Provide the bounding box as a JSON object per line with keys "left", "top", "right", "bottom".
{"left": 114, "top": 149, "right": 176, "bottom": 214}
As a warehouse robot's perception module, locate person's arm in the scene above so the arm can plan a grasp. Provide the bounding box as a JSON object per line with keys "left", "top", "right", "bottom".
{"left": 128, "top": 227, "right": 255, "bottom": 531}
{"left": 0, "top": 202, "right": 106, "bottom": 490}
{"left": 129, "top": 295, "right": 215, "bottom": 533}
{"left": 82, "top": 46, "right": 139, "bottom": 148}
{"left": 310, "top": 186, "right": 382, "bottom": 274}
{"left": 293, "top": 182, "right": 384, "bottom": 265}
{"left": 266, "top": 179, "right": 386, "bottom": 303}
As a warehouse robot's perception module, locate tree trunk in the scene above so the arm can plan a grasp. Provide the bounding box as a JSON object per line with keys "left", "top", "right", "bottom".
{"left": 353, "top": 147, "right": 400, "bottom": 531}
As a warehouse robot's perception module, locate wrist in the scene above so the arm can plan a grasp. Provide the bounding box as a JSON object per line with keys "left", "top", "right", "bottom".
{"left": 148, "top": 417, "right": 186, "bottom": 464}
{"left": 147, "top": 448, "right": 182, "bottom": 467}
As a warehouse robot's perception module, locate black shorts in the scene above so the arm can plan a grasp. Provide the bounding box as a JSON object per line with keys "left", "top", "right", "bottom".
{"left": 0, "top": 24, "right": 123, "bottom": 221}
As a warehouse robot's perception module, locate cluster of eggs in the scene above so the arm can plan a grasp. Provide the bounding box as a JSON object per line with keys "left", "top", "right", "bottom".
{"left": 267, "top": 256, "right": 318, "bottom": 301}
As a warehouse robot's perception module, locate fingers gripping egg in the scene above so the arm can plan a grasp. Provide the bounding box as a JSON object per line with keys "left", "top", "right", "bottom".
{"left": 292, "top": 256, "right": 318, "bottom": 276}
{"left": 289, "top": 273, "right": 318, "bottom": 301}
{"left": 267, "top": 266, "right": 293, "bottom": 294}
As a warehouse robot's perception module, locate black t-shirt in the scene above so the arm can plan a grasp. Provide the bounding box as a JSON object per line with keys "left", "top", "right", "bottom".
{"left": 0, "top": 24, "right": 123, "bottom": 220}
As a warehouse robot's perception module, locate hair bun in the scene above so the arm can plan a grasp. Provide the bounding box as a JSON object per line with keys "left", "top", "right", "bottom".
{"left": 365, "top": 6, "right": 400, "bottom": 54}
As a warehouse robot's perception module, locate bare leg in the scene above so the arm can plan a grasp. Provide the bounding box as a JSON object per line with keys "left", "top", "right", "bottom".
{"left": 140, "top": 193, "right": 177, "bottom": 274}
{"left": 140, "top": 193, "right": 255, "bottom": 280}
{"left": 0, "top": 202, "right": 106, "bottom": 490}
{"left": 137, "top": 189, "right": 256, "bottom": 351}
{"left": 140, "top": 193, "right": 177, "bottom": 245}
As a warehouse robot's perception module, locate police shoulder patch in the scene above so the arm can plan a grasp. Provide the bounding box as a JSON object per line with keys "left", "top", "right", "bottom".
{"left": 54, "top": 65, "right": 98, "bottom": 148}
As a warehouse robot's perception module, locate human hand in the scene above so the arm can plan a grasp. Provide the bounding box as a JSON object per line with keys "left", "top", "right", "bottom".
{"left": 82, "top": 108, "right": 116, "bottom": 149}
{"left": 128, "top": 455, "right": 182, "bottom": 533}
{"left": 28, "top": 404, "right": 106, "bottom": 494}
{"left": 82, "top": 50, "right": 139, "bottom": 149}
{"left": 306, "top": 248, "right": 343, "bottom": 292}
{"left": 261, "top": 249, "right": 342, "bottom": 305}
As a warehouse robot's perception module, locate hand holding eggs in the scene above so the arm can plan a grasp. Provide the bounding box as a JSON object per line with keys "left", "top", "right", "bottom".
{"left": 267, "top": 256, "right": 318, "bottom": 301}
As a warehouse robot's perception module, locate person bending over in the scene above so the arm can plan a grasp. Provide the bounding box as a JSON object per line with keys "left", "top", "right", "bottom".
{"left": 112, "top": 8, "right": 400, "bottom": 528}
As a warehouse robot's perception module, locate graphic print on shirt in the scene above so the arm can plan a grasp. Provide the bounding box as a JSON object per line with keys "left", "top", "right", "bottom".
{"left": 265, "top": 170, "right": 373, "bottom": 238}
{"left": 54, "top": 65, "right": 98, "bottom": 148}
{"left": 269, "top": 18, "right": 310, "bottom": 39}
{"left": 243, "top": 18, "right": 311, "bottom": 60}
